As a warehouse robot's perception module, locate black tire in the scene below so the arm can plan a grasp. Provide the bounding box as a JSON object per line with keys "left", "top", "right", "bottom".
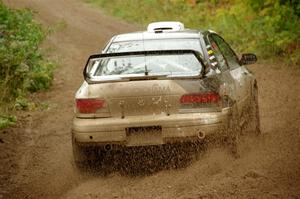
{"left": 72, "top": 134, "right": 98, "bottom": 170}
{"left": 226, "top": 104, "right": 241, "bottom": 157}
{"left": 251, "top": 86, "right": 261, "bottom": 135}
{"left": 72, "top": 134, "right": 87, "bottom": 169}
{"left": 249, "top": 85, "right": 261, "bottom": 135}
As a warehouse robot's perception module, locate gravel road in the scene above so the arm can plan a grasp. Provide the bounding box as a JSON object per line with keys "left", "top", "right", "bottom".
{"left": 1, "top": 0, "right": 300, "bottom": 198}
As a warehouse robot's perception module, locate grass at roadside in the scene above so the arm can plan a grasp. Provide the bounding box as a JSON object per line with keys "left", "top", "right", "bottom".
{"left": 86, "top": 0, "right": 300, "bottom": 65}
{"left": 0, "top": 1, "right": 55, "bottom": 128}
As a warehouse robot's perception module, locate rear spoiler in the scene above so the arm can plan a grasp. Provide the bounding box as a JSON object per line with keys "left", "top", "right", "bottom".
{"left": 83, "top": 50, "right": 206, "bottom": 83}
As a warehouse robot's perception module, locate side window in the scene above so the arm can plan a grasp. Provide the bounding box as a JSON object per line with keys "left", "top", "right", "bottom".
{"left": 207, "top": 36, "right": 228, "bottom": 72}
{"left": 211, "top": 34, "right": 240, "bottom": 69}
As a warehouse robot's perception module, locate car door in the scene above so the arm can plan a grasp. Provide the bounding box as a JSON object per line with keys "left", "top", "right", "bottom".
{"left": 202, "top": 33, "right": 236, "bottom": 111}
{"left": 207, "top": 33, "right": 250, "bottom": 114}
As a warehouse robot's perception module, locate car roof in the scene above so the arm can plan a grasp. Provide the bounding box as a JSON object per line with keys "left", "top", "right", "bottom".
{"left": 112, "top": 29, "right": 204, "bottom": 42}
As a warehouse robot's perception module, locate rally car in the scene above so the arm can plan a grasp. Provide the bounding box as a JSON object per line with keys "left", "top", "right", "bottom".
{"left": 72, "top": 21, "right": 260, "bottom": 167}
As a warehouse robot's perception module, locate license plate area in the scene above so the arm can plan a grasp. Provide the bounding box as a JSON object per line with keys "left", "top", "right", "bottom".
{"left": 126, "top": 126, "right": 163, "bottom": 146}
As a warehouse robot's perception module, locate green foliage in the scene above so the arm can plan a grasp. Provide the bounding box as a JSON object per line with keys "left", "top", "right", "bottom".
{"left": 0, "top": 114, "right": 16, "bottom": 129}
{"left": 0, "top": 1, "right": 55, "bottom": 128}
{"left": 87, "top": 0, "right": 300, "bottom": 64}
{"left": 213, "top": 0, "right": 300, "bottom": 62}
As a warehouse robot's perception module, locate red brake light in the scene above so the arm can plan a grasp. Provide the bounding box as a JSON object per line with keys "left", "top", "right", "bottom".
{"left": 180, "top": 92, "right": 220, "bottom": 104}
{"left": 76, "top": 99, "right": 105, "bottom": 113}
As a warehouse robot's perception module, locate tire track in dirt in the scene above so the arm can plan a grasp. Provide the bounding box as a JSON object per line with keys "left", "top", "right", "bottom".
{"left": 1, "top": 0, "right": 300, "bottom": 198}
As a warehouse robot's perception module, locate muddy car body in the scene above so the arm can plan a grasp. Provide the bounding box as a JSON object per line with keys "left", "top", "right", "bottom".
{"left": 72, "top": 22, "right": 260, "bottom": 165}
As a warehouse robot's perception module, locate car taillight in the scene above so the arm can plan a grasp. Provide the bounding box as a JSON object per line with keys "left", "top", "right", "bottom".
{"left": 180, "top": 92, "right": 220, "bottom": 104}
{"left": 76, "top": 99, "right": 105, "bottom": 113}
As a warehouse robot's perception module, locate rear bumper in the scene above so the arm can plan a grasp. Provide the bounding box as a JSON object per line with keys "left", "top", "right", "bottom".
{"left": 72, "top": 108, "right": 230, "bottom": 146}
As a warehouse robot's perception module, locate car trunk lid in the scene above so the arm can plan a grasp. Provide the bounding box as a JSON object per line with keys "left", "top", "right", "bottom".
{"left": 80, "top": 78, "right": 220, "bottom": 118}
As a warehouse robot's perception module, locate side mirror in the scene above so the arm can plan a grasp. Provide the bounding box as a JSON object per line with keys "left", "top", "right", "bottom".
{"left": 240, "top": 53, "right": 257, "bottom": 65}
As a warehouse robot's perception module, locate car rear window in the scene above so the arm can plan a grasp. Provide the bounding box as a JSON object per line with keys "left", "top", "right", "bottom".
{"left": 106, "top": 39, "right": 203, "bottom": 55}
{"left": 89, "top": 53, "right": 203, "bottom": 77}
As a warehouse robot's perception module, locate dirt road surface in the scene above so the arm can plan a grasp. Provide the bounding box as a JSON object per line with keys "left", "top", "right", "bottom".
{"left": 1, "top": 0, "right": 300, "bottom": 198}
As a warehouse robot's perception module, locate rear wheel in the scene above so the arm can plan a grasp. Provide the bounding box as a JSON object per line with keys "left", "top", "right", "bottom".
{"left": 249, "top": 85, "right": 261, "bottom": 135}
{"left": 72, "top": 134, "right": 88, "bottom": 169}
{"left": 72, "top": 134, "right": 100, "bottom": 170}
{"left": 226, "top": 105, "right": 241, "bottom": 157}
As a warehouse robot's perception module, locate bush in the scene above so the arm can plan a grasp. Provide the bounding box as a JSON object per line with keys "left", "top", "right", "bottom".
{"left": 0, "top": 114, "right": 16, "bottom": 129}
{"left": 86, "top": 0, "right": 300, "bottom": 64}
{"left": 211, "top": 0, "right": 300, "bottom": 63}
{"left": 0, "top": 1, "right": 55, "bottom": 128}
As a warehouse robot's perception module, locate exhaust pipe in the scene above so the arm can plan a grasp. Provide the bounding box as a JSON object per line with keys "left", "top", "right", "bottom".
{"left": 197, "top": 130, "right": 205, "bottom": 139}
{"left": 104, "top": 144, "right": 112, "bottom": 151}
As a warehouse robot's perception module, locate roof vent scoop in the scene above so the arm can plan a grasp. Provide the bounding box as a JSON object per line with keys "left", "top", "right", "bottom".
{"left": 147, "top": 21, "right": 185, "bottom": 32}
